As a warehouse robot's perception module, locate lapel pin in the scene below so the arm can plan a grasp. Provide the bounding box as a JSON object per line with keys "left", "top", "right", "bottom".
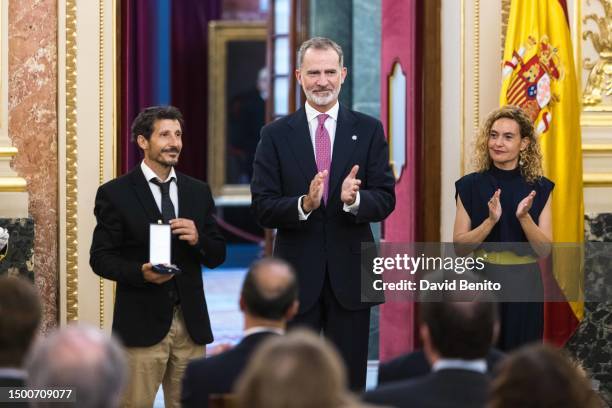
{"left": 352, "top": 135, "right": 357, "bottom": 141}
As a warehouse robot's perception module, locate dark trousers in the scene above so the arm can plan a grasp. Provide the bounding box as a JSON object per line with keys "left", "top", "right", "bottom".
{"left": 288, "top": 272, "right": 371, "bottom": 391}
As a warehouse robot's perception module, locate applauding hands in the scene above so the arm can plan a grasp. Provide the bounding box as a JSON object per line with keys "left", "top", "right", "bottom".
{"left": 302, "top": 170, "right": 328, "bottom": 213}
{"left": 516, "top": 190, "right": 536, "bottom": 220}
{"left": 487, "top": 189, "right": 536, "bottom": 224}
{"left": 341, "top": 165, "right": 361, "bottom": 205}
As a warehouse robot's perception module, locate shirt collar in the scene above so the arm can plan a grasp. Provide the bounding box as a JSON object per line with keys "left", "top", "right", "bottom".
{"left": 0, "top": 367, "right": 26, "bottom": 379}
{"left": 243, "top": 326, "right": 284, "bottom": 337}
{"left": 305, "top": 100, "right": 339, "bottom": 123}
{"left": 432, "top": 358, "right": 487, "bottom": 373}
{"left": 141, "top": 161, "right": 176, "bottom": 183}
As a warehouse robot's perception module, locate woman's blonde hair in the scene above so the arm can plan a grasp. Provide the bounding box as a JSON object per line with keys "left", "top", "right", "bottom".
{"left": 473, "top": 105, "right": 543, "bottom": 183}
{"left": 235, "top": 329, "right": 359, "bottom": 408}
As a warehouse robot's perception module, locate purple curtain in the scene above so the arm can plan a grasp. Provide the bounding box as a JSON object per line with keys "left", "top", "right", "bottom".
{"left": 120, "top": 0, "right": 157, "bottom": 174}
{"left": 120, "top": 0, "right": 221, "bottom": 180}
{"left": 171, "top": 0, "right": 221, "bottom": 181}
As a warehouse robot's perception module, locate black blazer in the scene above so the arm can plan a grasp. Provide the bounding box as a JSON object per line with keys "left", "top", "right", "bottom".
{"left": 181, "top": 332, "right": 276, "bottom": 408}
{"left": 378, "top": 349, "right": 505, "bottom": 385}
{"left": 0, "top": 375, "right": 25, "bottom": 387}
{"left": 0, "top": 373, "right": 27, "bottom": 407}
{"left": 364, "top": 369, "right": 490, "bottom": 408}
{"left": 90, "top": 167, "right": 226, "bottom": 347}
{"left": 251, "top": 106, "right": 395, "bottom": 312}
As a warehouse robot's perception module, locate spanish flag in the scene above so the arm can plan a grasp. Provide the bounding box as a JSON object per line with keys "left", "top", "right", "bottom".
{"left": 500, "top": 0, "right": 584, "bottom": 346}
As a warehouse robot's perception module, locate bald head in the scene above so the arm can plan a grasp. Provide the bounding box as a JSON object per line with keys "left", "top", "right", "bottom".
{"left": 26, "top": 325, "right": 126, "bottom": 408}
{"left": 241, "top": 258, "right": 298, "bottom": 321}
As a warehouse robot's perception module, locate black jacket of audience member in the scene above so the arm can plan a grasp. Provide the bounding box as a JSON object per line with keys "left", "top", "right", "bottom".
{"left": 365, "top": 368, "right": 489, "bottom": 408}
{"left": 378, "top": 348, "right": 505, "bottom": 385}
{"left": 181, "top": 331, "right": 277, "bottom": 408}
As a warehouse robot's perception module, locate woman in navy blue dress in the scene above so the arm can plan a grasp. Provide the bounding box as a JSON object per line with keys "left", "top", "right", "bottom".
{"left": 454, "top": 106, "right": 553, "bottom": 351}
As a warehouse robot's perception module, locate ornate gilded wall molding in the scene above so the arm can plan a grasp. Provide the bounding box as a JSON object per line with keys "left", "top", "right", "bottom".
{"left": 582, "top": 0, "right": 612, "bottom": 107}
{"left": 460, "top": 0, "right": 465, "bottom": 174}
{"left": 98, "top": 0, "right": 105, "bottom": 329}
{"left": 473, "top": 0, "right": 480, "bottom": 132}
{"left": 65, "top": 0, "right": 78, "bottom": 322}
{"left": 501, "top": 0, "right": 511, "bottom": 56}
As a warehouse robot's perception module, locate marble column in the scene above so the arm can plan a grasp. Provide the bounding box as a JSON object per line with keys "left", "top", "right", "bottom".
{"left": 309, "top": 0, "right": 353, "bottom": 107}
{"left": 352, "top": 0, "right": 383, "bottom": 361}
{"left": 352, "top": 0, "right": 381, "bottom": 119}
{"left": 8, "top": 0, "right": 58, "bottom": 332}
{"left": 565, "top": 213, "right": 612, "bottom": 406}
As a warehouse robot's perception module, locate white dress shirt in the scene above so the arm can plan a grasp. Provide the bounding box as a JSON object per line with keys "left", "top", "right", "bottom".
{"left": 298, "top": 101, "right": 360, "bottom": 220}
{"left": 432, "top": 358, "right": 487, "bottom": 373}
{"left": 141, "top": 161, "right": 179, "bottom": 218}
{"left": 243, "top": 326, "right": 285, "bottom": 337}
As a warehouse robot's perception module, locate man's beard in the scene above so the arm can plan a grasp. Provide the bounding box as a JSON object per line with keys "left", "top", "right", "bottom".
{"left": 154, "top": 148, "right": 180, "bottom": 167}
{"left": 305, "top": 86, "right": 340, "bottom": 107}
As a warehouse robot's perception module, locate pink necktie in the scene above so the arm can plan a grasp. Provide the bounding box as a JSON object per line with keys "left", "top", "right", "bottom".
{"left": 315, "top": 114, "right": 331, "bottom": 203}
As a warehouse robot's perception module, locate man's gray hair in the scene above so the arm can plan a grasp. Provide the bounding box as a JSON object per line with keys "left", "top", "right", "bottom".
{"left": 297, "top": 37, "right": 344, "bottom": 69}
{"left": 26, "top": 324, "right": 127, "bottom": 408}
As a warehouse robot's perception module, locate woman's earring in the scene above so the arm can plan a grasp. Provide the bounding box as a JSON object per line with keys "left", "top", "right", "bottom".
{"left": 519, "top": 150, "right": 525, "bottom": 167}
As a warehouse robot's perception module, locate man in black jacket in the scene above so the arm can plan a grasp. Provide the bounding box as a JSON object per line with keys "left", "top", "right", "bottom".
{"left": 181, "top": 258, "right": 298, "bottom": 407}
{"left": 364, "top": 290, "right": 498, "bottom": 408}
{"left": 378, "top": 346, "right": 504, "bottom": 385}
{"left": 90, "top": 106, "right": 226, "bottom": 408}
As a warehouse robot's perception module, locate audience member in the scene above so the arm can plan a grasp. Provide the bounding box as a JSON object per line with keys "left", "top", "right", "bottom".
{"left": 0, "top": 276, "right": 41, "bottom": 387}
{"left": 235, "top": 329, "right": 368, "bottom": 408}
{"left": 26, "top": 324, "right": 127, "bottom": 408}
{"left": 364, "top": 287, "right": 498, "bottom": 408}
{"left": 181, "top": 258, "right": 299, "bottom": 407}
{"left": 488, "top": 343, "right": 601, "bottom": 408}
{"left": 378, "top": 280, "right": 503, "bottom": 385}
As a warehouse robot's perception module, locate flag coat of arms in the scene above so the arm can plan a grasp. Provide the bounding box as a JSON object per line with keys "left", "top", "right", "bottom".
{"left": 500, "top": 0, "right": 584, "bottom": 345}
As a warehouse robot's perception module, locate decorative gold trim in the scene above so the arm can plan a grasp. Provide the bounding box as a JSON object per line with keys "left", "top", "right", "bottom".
{"left": 65, "top": 0, "right": 78, "bottom": 322}
{"left": 112, "top": 0, "right": 118, "bottom": 309}
{"left": 460, "top": 0, "right": 465, "bottom": 175}
{"left": 98, "top": 0, "right": 105, "bottom": 329}
{"left": 207, "top": 21, "right": 267, "bottom": 197}
{"left": 581, "top": 0, "right": 612, "bottom": 108}
{"left": 473, "top": 0, "right": 480, "bottom": 132}
{"left": 501, "top": 0, "right": 511, "bottom": 57}
{"left": 583, "top": 143, "right": 612, "bottom": 154}
{"left": 0, "top": 146, "right": 17, "bottom": 157}
{"left": 112, "top": 0, "right": 117, "bottom": 181}
{"left": 0, "top": 177, "right": 27, "bottom": 192}
{"left": 584, "top": 173, "right": 612, "bottom": 186}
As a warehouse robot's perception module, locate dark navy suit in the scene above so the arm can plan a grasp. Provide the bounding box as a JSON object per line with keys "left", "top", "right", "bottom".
{"left": 251, "top": 105, "right": 395, "bottom": 389}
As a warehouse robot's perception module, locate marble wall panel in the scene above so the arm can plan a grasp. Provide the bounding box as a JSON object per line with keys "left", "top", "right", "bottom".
{"left": 565, "top": 213, "right": 612, "bottom": 406}
{"left": 8, "top": 0, "right": 58, "bottom": 333}
{"left": 0, "top": 218, "right": 34, "bottom": 280}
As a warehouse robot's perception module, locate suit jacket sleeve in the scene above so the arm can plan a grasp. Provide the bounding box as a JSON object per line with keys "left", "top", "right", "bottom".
{"left": 89, "top": 186, "right": 147, "bottom": 287}
{"left": 250, "top": 127, "right": 302, "bottom": 229}
{"left": 180, "top": 362, "right": 201, "bottom": 408}
{"left": 192, "top": 183, "right": 226, "bottom": 269}
{"left": 353, "top": 120, "right": 396, "bottom": 224}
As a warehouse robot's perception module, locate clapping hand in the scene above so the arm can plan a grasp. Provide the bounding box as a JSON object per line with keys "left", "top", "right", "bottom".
{"left": 341, "top": 165, "right": 361, "bottom": 205}
{"left": 516, "top": 190, "right": 536, "bottom": 220}
{"left": 302, "top": 170, "right": 328, "bottom": 212}
{"left": 487, "top": 189, "right": 502, "bottom": 223}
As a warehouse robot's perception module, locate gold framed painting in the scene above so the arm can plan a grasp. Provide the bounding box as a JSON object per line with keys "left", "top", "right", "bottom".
{"left": 208, "top": 21, "right": 267, "bottom": 200}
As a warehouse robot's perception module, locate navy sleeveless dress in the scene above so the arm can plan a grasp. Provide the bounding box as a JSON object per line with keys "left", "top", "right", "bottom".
{"left": 455, "top": 165, "right": 554, "bottom": 350}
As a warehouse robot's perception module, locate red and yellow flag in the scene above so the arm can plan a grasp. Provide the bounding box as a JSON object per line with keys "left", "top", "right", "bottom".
{"left": 500, "top": 0, "right": 584, "bottom": 345}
